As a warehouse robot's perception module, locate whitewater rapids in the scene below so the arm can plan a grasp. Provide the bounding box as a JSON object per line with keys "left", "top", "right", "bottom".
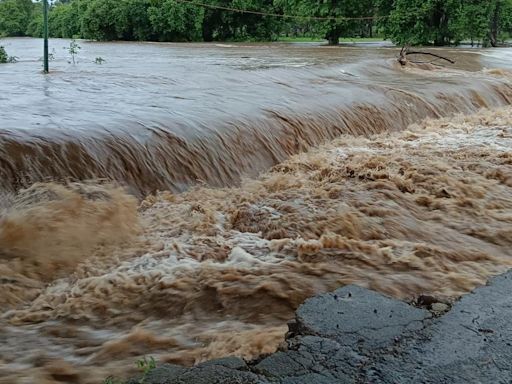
{"left": 1, "top": 106, "right": 511, "bottom": 383}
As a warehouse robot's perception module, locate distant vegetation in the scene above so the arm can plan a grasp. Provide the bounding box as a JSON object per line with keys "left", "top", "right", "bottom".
{"left": 0, "top": 0, "right": 511, "bottom": 46}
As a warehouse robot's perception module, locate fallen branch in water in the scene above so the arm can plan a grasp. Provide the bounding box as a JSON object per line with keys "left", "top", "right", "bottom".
{"left": 398, "top": 45, "right": 455, "bottom": 66}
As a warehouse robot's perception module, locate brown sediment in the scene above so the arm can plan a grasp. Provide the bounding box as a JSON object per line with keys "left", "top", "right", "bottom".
{"left": 1, "top": 106, "right": 511, "bottom": 383}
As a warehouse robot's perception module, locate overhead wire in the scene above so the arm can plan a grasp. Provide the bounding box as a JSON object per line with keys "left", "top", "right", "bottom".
{"left": 174, "top": 0, "right": 388, "bottom": 22}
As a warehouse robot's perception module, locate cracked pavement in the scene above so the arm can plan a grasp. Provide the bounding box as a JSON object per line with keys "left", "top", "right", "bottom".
{"left": 128, "top": 271, "right": 512, "bottom": 384}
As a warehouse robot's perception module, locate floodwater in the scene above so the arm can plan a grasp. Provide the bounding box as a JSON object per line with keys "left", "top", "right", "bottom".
{"left": 1, "top": 38, "right": 512, "bottom": 195}
{"left": 0, "top": 38, "right": 512, "bottom": 383}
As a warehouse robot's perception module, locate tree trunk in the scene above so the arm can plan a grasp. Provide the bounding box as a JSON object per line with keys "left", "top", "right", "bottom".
{"left": 489, "top": 1, "right": 500, "bottom": 47}
{"left": 326, "top": 32, "right": 339, "bottom": 45}
{"left": 202, "top": 26, "right": 213, "bottom": 42}
{"left": 202, "top": 12, "right": 214, "bottom": 42}
{"left": 432, "top": 6, "right": 449, "bottom": 46}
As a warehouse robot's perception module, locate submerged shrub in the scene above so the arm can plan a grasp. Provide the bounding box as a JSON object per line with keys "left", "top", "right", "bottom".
{"left": 0, "top": 46, "right": 17, "bottom": 63}
{"left": 0, "top": 46, "right": 8, "bottom": 63}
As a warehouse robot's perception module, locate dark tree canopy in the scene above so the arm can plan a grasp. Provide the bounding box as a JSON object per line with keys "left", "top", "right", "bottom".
{"left": 0, "top": 0, "right": 511, "bottom": 46}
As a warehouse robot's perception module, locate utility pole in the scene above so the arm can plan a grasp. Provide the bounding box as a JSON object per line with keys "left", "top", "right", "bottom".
{"left": 43, "top": 0, "right": 49, "bottom": 73}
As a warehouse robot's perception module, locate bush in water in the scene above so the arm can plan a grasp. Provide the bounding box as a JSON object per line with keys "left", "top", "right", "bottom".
{"left": 0, "top": 46, "right": 17, "bottom": 63}
{"left": 0, "top": 46, "right": 7, "bottom": 63}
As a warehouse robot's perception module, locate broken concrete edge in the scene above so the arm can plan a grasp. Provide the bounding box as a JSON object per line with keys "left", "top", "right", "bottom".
{"left": 126, "top": 270, "right": 512, "bottom": 384}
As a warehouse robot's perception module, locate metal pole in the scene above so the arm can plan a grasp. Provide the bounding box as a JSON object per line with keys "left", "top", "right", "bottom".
{"left": 43, "top": 0, "right": 49, "bottom": 73}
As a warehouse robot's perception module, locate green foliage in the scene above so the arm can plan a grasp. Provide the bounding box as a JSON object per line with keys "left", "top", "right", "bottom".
{"left": 25, "top": 1, "right": 43, "bottom": 37}
{"left": 276, "top": 0, "right": 376, "bottom": 45}
{"left": 136, "top": 356, "right": 156, "bottom": 374}
{"left": 0, "top": 0, "right": 511, "bottom": 45}
{"left": 385, "top": 0, "right": 459, "bottom": 46}
{"left": 80, "top": 0, "right": 124, "bottom": 40}
{"left": 136, "top": 356, "right": 156, "bottom": 384}
{"left": 202, "top": 0, "right": 281, "bottom": 41}
{"left": 49, "top": 1, "right": 83, "bottom": 38}
{"left": 94, "top": 56, "right": 106, "bottom": 64}
{"left": 100, "top": 356, "right": 156, "bottom": 384}
{"left": 385, "top": 0, "right": 512, "bottom": 46}
{"left": 121, "top": 0, "right": 154, "bottom": 40}
{"left": 0, "top": 0, "right": 34, "bottom": 36}
{"left": 147, "top": 0, "right": 204, "bottom": 41}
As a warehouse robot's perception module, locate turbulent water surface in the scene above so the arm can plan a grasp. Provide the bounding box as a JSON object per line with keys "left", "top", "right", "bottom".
{"left": 1, "top": 38, "right": 512, "bottom": 195}
{"left": 0, "top": 38, "right": 512, "bottom": 383}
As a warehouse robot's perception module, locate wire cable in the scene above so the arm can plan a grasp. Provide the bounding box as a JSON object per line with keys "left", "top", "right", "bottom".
{"left": 174, "top": 0, "right": 388, "bottom": 22}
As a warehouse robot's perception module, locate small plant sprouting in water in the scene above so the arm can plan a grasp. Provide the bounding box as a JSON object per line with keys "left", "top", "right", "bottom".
{"left": 39, "top": 49, "right": 56, "bottom": 64}
{"left": 137, "top": 355, "right": 157, "bottom": 374}
{"left": 101, "top": 356, "right": 156, "bottom": 384}
{"left": 49, "top": 48, "right": 57, "bottom": 61}
{"left": 66, "top": 39, "right": 81, "bottom": 64}
{"left": 94, "top": 56, "right": 106, "bottom": 64}
{"left": 136, "top": 356, "right": 157, "bottom": 383}
{"left": 102, "top": 376, "right": 122, "bottom": 384}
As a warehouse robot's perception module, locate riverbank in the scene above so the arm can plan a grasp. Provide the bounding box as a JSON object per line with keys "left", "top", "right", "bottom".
{"left": 127, "top": 269, "right": 512, "bottom": 384}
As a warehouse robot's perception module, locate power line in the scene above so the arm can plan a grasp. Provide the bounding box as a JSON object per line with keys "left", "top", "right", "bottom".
{"left": 174, "top": 0, "right": 388, "bottom": 22}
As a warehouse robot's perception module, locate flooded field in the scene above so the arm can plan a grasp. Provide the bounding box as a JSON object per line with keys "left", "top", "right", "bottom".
{"left": 0, "top": 38, "right": 512, "bottom": 383}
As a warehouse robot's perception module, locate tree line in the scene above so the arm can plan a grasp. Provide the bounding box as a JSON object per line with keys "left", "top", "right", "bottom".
{"left": 0, "top": 0, "right": 511, "bottom": 46}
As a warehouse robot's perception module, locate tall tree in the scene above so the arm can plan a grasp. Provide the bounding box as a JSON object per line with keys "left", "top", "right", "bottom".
{"left": 80, "top": 0, "right": 125, "bottom": 40}
{"left": 201, "top": 0, "right": 281, "bottom": 42}
{"left": 487, "top": 0, "right": 512, "bottom": 46}
{"left": 122, "top": 0, "right": 154, "bottom": 40}
{"left": 147, "top": 0, "right": 203, "bottom": 41}
{"left": 0, "top": 0, "right": 34, "bottom": 36}
{"left": 276, "top": 0, "right": 376, "bottom": 45}
{"left": 386, "top": 0, "right": 461, "bottom": 46}
{"left": 49, "top": 1, "right": 82, "bottom": 38}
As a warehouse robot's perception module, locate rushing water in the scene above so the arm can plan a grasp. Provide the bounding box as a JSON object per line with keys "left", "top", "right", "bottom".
{"left": 0, "top": 38, "right": 512, "bottom": 383}
{"left": 1, "top": 38, "right": 512, "bottom": 196}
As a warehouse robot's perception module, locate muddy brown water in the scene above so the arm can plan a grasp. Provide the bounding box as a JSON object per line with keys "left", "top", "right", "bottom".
{"left": 0, "top": 39, "right": 512, "bottom": 383}
{"left": 1, "top": 39, "right": 512, "bottom": 196}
